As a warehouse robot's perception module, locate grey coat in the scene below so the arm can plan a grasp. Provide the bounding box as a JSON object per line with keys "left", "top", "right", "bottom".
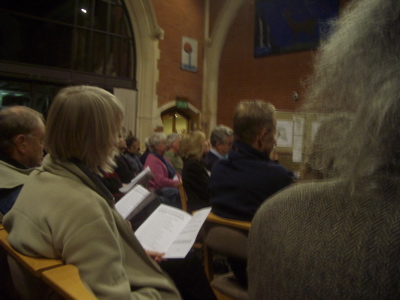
{"left": 248, "top": 177, "right": 400, "bottom": 299}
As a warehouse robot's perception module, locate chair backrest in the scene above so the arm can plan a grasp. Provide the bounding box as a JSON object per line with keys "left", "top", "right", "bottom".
{"left": 42, "top": 265, "right": 97, "bottom": 300}
{"left": 205, "top": 226, "right": 248, "bottom": 260}
{"left": 0, "top": 229, "right": 96, "bottom": 300}
{"left": 205, "top": 212, "right": 251, "bottom": 231}
{"left": 202, "top": 213, "right": 251, "bottom": 300}
{"left": 0, "top": 236, "right": 63, "bottom": 276}
{"left": 178, "top": 184, "right": 188, "bottom": 212}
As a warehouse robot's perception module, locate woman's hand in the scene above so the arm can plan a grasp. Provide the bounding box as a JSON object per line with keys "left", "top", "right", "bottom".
{"left": 145, "top": 250, "right": 166, "bottom": 264}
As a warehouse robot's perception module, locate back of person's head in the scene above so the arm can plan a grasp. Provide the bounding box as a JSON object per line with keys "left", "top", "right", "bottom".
{"left": 233, "top": 100, "right": 275, "bottom": 145}
{"left": 301, "top": 0, "right": 400, "bottom": 182}
{"left": 148, "top": 132, "right": 167, "bottom": 153}
{"left": 0, "top": 106, "right": 44, "bottom": 157}
{"left": 126, "top": 136, "right": 138, "bottom": 148}
{"left": 45, "top": 85, "right": 124, "bottom": 174}
{"left": 180, "top": 131, "right": 206, "bottom": 160}
{"left": 144, "top": 137, "right": 149, "bottom": 149}
{"left": 166, "top": 133, "right": 181, "bottom": 148}
{"left": 210, "top": 125, "right": 233, "bottom": 147}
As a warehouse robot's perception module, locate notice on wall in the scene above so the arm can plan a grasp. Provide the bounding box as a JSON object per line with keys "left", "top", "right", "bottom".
{"left": 276, "top": 120, "right": 293, "bottom": 148}
{"left": 181, "top": 37, "right": 198, "bottom": 72}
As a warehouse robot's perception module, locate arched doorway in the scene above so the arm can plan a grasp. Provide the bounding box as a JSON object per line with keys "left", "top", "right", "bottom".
{"left": 159, "top": 102, "right": 200, "bottom": 136}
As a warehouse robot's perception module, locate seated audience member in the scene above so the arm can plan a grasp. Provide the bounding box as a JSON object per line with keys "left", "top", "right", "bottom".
{"left": 209, "top": 101, "right": 294, "bottom": 222}
{"left": 3, "top": 86, "right": 181, "bottom": 299}
{"left": 180, "top": 131, "right": 210, "bottom": 212}
{"left": 0, "top": 106, "right": 45, "bottom": 219}
{"left": 203, "top": 124, "right": 233, "bottom": 171}
{"left": 209, "top": 100, "right": 294, "bottom": 287}
{"left": 114, "top": 135, "right": 136, "bottom": 184}
{"left": 164, "top": 133, "right": 183, "bottom": 175}
{"left": 248, "top": 0, "right": 400, "bottom": 298}
{"left": 124, "top": 136, "right": 143, "bottom": 175}
{"left": 0, "top": 106, "right": 45, "bottom": 299}
{"left": 144, "top": 132, "right": 182, "bottom": 208}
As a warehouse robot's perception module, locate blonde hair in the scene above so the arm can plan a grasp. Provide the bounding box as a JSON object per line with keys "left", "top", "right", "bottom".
{"left": 45, "top": 85, "right": 124, "bottom": 173}
{"left": 180, "top": 131, "right": 206, "bottom": 160}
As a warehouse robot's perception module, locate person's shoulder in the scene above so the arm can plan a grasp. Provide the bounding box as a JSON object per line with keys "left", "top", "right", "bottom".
{"left": 144, "top": 153, "right": 157, "bottom": 164}
{"left": 258, "top": 179, "right": 343, "bottom": 215}
{"left": 185, "top": 158, "right": 203, "bottom": 169}
{"left": 267, "top": 161, "right": 293, "bottom": 174}
{"left": 205, "top": 151, "right": 218, "bottom": 162}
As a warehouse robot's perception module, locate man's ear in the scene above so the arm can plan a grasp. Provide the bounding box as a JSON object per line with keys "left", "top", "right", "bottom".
{"left": 13, "top": 134, "right": 27, "bottom": 153}
{"left": 255, "top": 129, "right": 267, "bottom": 148}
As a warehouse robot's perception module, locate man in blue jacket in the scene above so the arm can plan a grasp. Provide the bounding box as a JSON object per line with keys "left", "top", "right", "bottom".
{"left": 209, "top": 100, "right": 294, "bottom": 222}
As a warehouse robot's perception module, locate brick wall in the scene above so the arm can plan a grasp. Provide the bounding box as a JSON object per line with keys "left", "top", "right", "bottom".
{"left": 152, "top": 0, "right": 204, "bottom": 110}
{"left": 217, "top": 0, "right": 315, "bottom": 128}
{"left": 216, "top": 0, "right": 351, "bottom": 127}
{"left": 152, "top": 0, "right": 351, "bottom": 123}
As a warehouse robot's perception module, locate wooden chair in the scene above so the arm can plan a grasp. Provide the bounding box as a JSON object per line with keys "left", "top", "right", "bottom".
{"left": 0, "top": 236, "right": 63, "bottom": 276}
{"left": 178, "top": 183, "right": 188, "bottom": 212}
{"left": 0, "top": 229, "right": 96, "bottom": 300}
{"left": 42, "top": 265, "right": 97, "bottom": 300}
{"left": 202, "top": 212, "right": 251, "bottom": 300}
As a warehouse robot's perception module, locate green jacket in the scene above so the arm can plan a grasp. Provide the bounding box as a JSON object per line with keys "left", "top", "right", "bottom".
{"left": 3, "top": 155, "right": 181, "bottom": 299}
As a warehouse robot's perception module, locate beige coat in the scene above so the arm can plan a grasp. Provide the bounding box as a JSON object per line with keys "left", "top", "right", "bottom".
{"left": 3, "top": 155, "right": 181, "bottom": 299}
{"left": 0, "top": 160, "right": 34, "bottom": 222}
{"left": 0, "top": 160, "right": 33, "bottom": 190}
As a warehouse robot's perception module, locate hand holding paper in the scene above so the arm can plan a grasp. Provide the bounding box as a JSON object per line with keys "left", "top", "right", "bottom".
{"left": 135, "top": 205, "right": 211, "bottom": 259}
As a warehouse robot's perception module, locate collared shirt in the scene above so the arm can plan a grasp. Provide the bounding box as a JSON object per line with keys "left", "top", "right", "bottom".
{"left": 209, "top": 148, "right": 225, "bottom": 160}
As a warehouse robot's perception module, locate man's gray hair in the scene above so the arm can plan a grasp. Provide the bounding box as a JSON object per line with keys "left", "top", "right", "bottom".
{"left": 0, "top": 106, "right": 44, "bottom": 156}
{"left": 210, "top": 125, "right": 233, "bottom": 147}
{"left": 148, "top": 132, "right": 167, "bottom": 153}
{"left": 300, "top": 0, "right": 400, "bottom": 184}
{"left": 166, "top": 133, "right": 181, "bottom": 148}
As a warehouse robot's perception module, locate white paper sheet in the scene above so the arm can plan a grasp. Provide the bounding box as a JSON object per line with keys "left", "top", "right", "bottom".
{"left": 115, "top": 185, "right": 151, "bottom": 219}
{"left": 135, "top": 205, "right": 211, "bottom": 259}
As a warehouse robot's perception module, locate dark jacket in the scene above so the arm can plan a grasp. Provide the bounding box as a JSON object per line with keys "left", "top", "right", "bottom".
{"left": 209, "top": 141, "right": 294, "bottom": 221}
{"left": 182, "top": 158, "right": 210, "bottom": 213}
{"left": 203, "top": 151, "right": 221, "bottom": 172}
{"left": 114, "top": 153, "right": 136, "bottom": 184}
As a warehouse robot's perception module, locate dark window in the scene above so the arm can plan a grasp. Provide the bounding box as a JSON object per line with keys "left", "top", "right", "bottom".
{"left": 0, "top": 0, "right": 136, "bottom": 89}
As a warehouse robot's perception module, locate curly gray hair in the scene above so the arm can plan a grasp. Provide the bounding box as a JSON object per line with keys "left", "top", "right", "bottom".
{"left": 300, "top": 0, "right": 400, "bottom": 184}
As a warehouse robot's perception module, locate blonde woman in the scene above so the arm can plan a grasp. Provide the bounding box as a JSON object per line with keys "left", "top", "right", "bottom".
{"left": 180, "top": 131, "right": 210, "bottom": 212}
{"left": 3, "top": 86, "right": 180, "bottom": 299}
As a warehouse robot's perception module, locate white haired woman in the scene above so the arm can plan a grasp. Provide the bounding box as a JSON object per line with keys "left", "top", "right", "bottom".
{"left": 144, "top": 132, "right": 182, "bottom": 208}
{"left": 3, "top": 86, "right": 181, "bottom": 299}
